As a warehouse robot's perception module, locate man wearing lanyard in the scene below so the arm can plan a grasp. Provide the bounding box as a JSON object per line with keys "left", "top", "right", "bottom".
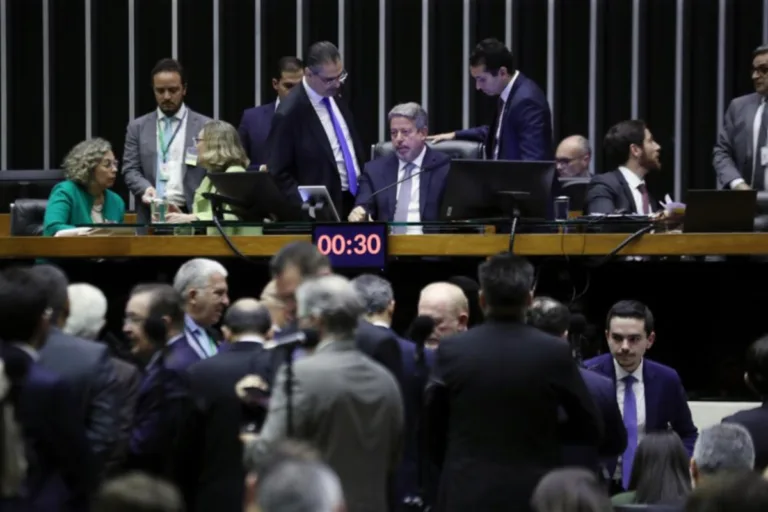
{"left": 123, "top": 58, "right": 210, "bottom": 226}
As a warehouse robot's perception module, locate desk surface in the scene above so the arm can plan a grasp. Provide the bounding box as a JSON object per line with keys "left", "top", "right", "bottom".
{"left": 1, "top": 233, "right": 766, "bottom": 258}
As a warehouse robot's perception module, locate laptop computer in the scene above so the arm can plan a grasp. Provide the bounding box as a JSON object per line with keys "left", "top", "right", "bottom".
{"left": 683, "top": 190, "right": 756, "bottom": 233}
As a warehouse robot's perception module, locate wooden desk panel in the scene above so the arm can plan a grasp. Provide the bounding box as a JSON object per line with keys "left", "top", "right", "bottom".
{"left": 0, "top": 233, "right": 767, "bottom": 258}
{"left": 0, "top": 213, "right": 137, "bottom": 236}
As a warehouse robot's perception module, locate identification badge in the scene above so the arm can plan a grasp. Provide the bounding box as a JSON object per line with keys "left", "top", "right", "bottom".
{"left": 761, "top": 146, "right": 768, "bottom": 167}
{"left": 158, "top": 162, "right": 170, "bottom": 181}
{"left": 185, "top": 148, "right": 198, "bottom": 167}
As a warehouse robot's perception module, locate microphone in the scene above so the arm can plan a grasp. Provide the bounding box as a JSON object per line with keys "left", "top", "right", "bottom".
{"left": 568, "top": 313, "right": 587, "bottom": 363}
{"left": 268, "top": 328, "right": 321, "bottom": 350}
{"left": 407, "top": 315, "right": 435, "bottom": 366}
{"left": 359, "top": 159, "right": 444, "bottom": 215}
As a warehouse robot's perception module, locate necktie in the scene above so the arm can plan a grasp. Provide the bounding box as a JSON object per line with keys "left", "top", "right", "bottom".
{"left": 754, "top": 103, "right": 768, "bottom": 190}
{"left": 321, "top": 97, "right": 358, "bottom": 195}
{"left": 637, "top": 183, "right": 651, "bottom": 214}
{"left": 486, "top": 98, "right": 505, "bottom": 160}
{"left": 621, "top": 375, "right": 638, "bottom": 489}
{"left": 393, "top": 162, "right": 416, "bottom": 234}
{"left": 156, "top": 117, "right": 173, "bottom": 198}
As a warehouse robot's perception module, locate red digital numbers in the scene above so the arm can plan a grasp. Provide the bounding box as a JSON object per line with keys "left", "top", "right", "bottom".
{"left": 316, "top": 233, "right": 383, "bottom": 256}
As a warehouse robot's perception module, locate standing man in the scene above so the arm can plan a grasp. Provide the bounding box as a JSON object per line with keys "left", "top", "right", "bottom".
{"left": 123, "top": 58, "right": 210, "bottom": 224}
{"left": 714, "top": 44, "right": 768, "bottom": 190}
{"left": 417, "top": 282, "right": 469, "bottom": 349}
{"left": 428, "top": 38, "right": 553, "bottom": 161}
{"left": 266, "top": 41, "right": 366, "bottom": 218}
{"left": 238, "top": 57, "right": 304, "bottom": 170}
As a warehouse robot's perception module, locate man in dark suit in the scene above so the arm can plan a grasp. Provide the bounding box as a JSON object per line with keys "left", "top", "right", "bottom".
{"left": 425, "top": 253, "right": 603, "bottom": 512}
{"left": 713, "top": 45, "right": 768, "bottom": 190}
{"left": 583, "top": 300, "right": 698, "bottom": 491}
{"left": 179, "top": 299, "right": 275, "bottom": 512}
{"left": 350, "top": 102, "right": 450, "bottom": 234}
{"left": 266, "top": 41, "right": 367, "bottom": 218}
{"left": 585, "top": 120, "right": 663, "bottom": 215}
{"left": 527, "top": 296, "right": 627, "bottom": 479}
{"left": 30, "top": 265, "right": 118, "bottom": 477}
{"left": 428, "top": 38, "right": 553, "bottom": 161}
{"left": 238, "top": 56, "right": 304, "bottom": 170}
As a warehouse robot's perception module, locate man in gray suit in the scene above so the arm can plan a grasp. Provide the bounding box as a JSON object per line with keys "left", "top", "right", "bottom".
{"left": 245, "top": 274, "right": 403, "bottom": 512}
{"left": 122, "top": 58, "right": 210, "bottom": 224}
{"left": 713, "top": 45, "right": 768, "bottom": 190}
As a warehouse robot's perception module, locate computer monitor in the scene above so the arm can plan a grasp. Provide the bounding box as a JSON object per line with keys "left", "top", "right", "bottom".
{"left": 439, "top": 160, "right": 558, "bottom": 221}
{"left": 298, "top": 185, "right": 341, "bottom": 222}
{"left": 683, "top": 189, "right": 756, "bottom": 233}
{"left": 206, "top": 171, "right": 303, "bottom": 222}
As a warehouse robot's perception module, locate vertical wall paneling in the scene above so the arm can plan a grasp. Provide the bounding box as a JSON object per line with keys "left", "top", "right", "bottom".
{"left": 255, "top": 0, "right": 261, "bottom": 106}
{"left": 389, "top": 0, "right": 421, "bottom": 110}
{"left": 346, "top": 0, "right": 380, "bottom": 147}
{"left": 505, "top": 0, "right": 513, "bottom": 51}
{"left": 212, "top": 0, "right": 219, "bottom": 119}
{"left": 588, "top": 0, "right": 603, "bottom": 173}
{"left": 171, "top": 0, "right": 178, "bottom": 58}
{"left": 546, "top": 0, "right": 555, "bottom": 138}
{"left": 179, "top": 0, "right": 214, "bottom": 117}
{"left": 475, "top": 0, "right": 507, "bottom": 129}
{"left": 421, "top": 0, "right": 429, "bottom": 112}
{"left": 0, "top": 0, "right": 6, "bottom": 170}
{"left": 338, "top": 0, "right": 346, "bottom": 60}
{"left": 764, "top": 0, "right": 768, "bottom": 42}
{"left": 602, "top": 0, "right": 632, "bottom": 141}
{"left": 296, "top": 0, "right": 303, "bottom": 57}
{"left": 219, "top": 0, "right": 255, "bottom": 124}
{"left": 134, "top": 0, "right": 172, "bottom": 116}
{"left": 716, "top": 0, "right": 726, "bottom": 139}
{"left": 261, "top": 0, "right": 297, "bottom": 106}
{"left": 305, "top": 0, "right": 338, "bottom": 52}
{"left": 42, "top": 0, "right": 50, "bottom": 169}
{"left": 630, "top": 0, "right": 640, "bottom": 119}
{"left": 461, "top": 0, "right": 470, "bottom": 130}
{"left": 673, "top": 0, "right": 685, "bottom": 200}
{"left": 428, "top": 0, "right": 462, "bottom": 134}
{"left": 128, "top": 0, "right": 136, "bottom": 210}
{"left": 557, "top": 0, "right": 590, "bottom": 143}
{"left": 378, "top": 0, "right": 387, "bottom": 142}
{"left": 730, "top": 2, "right": 762, "bottom": 100}
{"left": 85, "top": 0, "right": 92, "bottom": 139}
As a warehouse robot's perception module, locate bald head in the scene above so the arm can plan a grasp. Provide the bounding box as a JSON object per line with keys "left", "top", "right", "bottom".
{"left": 222, "top": 298, "right": 271, "bottom": 340}
{"left": 418, "top": 282, "right": 469, "bottom": 347}
{"left": 555, "top": 135, "right": 591, "bottom": 177}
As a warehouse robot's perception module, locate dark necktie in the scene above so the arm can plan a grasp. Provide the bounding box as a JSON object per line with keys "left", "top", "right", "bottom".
{"left": 321, "top": 97, "right": 358, "bottom": 195}
{"left": 754, "top": 103, "right": 768, "bottom": 190}
{"left": 621, "top": 375, "right": 638, "bottom": 489}
{"left": 485, "top": 97, "right": 505, "bottom": 160}
{"left": 637, "top": 183, "right": 651, "bottom": 214}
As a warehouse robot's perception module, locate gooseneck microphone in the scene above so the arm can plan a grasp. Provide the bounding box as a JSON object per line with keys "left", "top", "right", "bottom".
{"left": 360, "top": 160, "right": 444, "bottom": 215}
{"left": 407, "top": 315, "right": 435, "bottom": 366}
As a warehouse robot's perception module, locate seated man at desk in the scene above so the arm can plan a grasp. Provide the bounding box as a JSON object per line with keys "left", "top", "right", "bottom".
{"left": 43, "top": 138, "right": 125, "bottom": 236}
{"left": 349, "top": 102, "right": 450, "bottom": 234}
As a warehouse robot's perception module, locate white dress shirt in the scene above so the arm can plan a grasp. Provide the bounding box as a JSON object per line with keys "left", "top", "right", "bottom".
{"left": 613, "top": 358, "right": 646, "bottom": 481}
{"left": 730, "top": 97, "right": 768, "bottom": 190}
{"left": 618, "top": 166, "right": 648, "bottom": 214}
{"left": 156, "top": 103, "right": 189, "bottom": 206}
{"left": 493, "top": 71, "right": 519, "bottom": 160}
{"left": 302, "top": 79, "right": 361, "bottom": 190}
{"left": 235, "top": 335, "right": 265, "bottom": 345}
{"left": 396, "top": 146, "right": 427, "bottom": 235}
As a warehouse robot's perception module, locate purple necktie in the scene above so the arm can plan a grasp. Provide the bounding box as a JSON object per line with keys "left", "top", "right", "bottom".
{"left": 622, "top": 375, "right": 638, "bottom": 489}
{"left": 321, "top": 97, "right": 358, "bottom": 195}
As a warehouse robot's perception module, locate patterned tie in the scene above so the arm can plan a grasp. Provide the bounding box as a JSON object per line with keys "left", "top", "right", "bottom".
{"left": 321, "top": 97, "right": 358, "bottom": 195}
{"left": 393, "top": 162, "right": 416, "bottom": 234}
{"left": 621, "top": 375, "right": 638, "bottom": 489}
{"left": 156, "top": 117, "right": 174, "bottom": 198}
{"left": 637, "top": 183, "right": 651, "bottom": 214}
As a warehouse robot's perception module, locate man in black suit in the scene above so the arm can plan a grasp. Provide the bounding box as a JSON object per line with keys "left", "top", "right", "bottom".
{"left": 266, "top": 41, "right": 366, "bottom": 218}
{"left": 585, "top": 120, "right": 663, "bottom": 215}
{"left": 179, "top": 299, "right": 275, "bottom": 512}
{"left": 425, "top": 253, "right": 603, "bottom": 512}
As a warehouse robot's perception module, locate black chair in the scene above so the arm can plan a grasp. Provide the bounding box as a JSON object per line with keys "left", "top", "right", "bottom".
{"left": 370, "top": 140, "right": 485, "bottom": 160}
{"left": 10, "top": 199, "right": 48, "bottom": 236}
{"left": 559, "top": 177, "right": 590, "bottom": 213}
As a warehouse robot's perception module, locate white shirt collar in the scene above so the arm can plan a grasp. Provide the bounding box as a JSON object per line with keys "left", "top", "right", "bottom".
{"left": 234, "top": 335, "right": 265, "bottom": 345}
{"left": 302, "top": 78, "right": 325, "bottom": 106}
{"left": 500, "top": 71, "right": 520, "bottom": 104}
{"left": 613, "top": 357, "right": 644, "bottom": 384}
{"left": 399, "top": 145, "right": 427, "bottom": 171}
{"left": 167, "top": 333, "right": 184, "bottom": 347}
{"left": 157, "top": 103, "right": 187, "bottom": 121}
{"left": 13, "top": 343, "right": 39, "bottom": 361}
{"left": 618, "top": 166, "right": 645, "bottom": 190}
{"left": 274, "top": 98, "right": 280, "bottom": 111}
{"left": 371, "top": 320, "right": 391, "bottom": 329}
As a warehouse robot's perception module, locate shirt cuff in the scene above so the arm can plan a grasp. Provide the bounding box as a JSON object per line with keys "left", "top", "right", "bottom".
{"left": 729, "top": 178, "right": 746, "bottom": 189}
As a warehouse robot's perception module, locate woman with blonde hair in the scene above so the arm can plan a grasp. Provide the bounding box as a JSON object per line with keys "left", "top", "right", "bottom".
{"left": 43, "top": 138, "right": 125, "bottom": 235}
{"left": 166, "top": 119, "right": 262, "bottom": 235}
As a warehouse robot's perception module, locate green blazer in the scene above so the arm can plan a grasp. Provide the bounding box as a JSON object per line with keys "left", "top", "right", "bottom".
{"left": 43, "top": 180, "right": 126, "bottom": 236}
{"left": 193, "top": 165, "right": 263, "bottom": 236}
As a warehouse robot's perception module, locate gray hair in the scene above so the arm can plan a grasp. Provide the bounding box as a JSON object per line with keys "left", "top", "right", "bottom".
{"left": 351, "top": 274, "right": 393, "bottom": 315}
{"left": 63, "top": 283, "right": 107, "bottom": 340}
{"left": 693, "top": 423, "right": 755, "bottom": 476}
{"left": 198, "top": 119, "right": 250, "bottom": 172}
{"left": 388, "top": 102, "right": 428, "bottom": 131}
{"left": 296, "top": 274, "right": 363, "bottom": 338}
{"left": 257, "top": 460, "right": 344, "bottom": 512}
{"left": 62, "top": 138, "right": 112, "bottom": 185}
{"left": 173, "top": 258, "right": 228, "bottom": 298}
{"left": 754, "top": 44, "right": 768, "bottom": 58}
{"left": 305, "top": 41, "right": 341, "bottom": 71}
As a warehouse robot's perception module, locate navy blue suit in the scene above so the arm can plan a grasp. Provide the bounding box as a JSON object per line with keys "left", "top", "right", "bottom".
{"left": 238, "top": 101, "right": 276, "bottom": 169}
{"left": 583, "top": 354, "right": 698, "bottom": 461}
{"left": 455, "top": 72, "right": 553, "bottom": 161}
{"left": 355, "top": 147, "right": 451, "bottom": 227}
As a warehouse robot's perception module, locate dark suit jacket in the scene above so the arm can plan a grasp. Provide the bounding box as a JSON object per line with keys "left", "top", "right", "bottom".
{"left": 266, "top": 84, "right": 366, "bottom": 214}
{"left": 712, "top": 92, "right": 764, "bottom": 188}
{"left": 585, "top": 169, "right": 660, "bottom": 215}
{"left": 722, "top": 402, "right": 768, "bottom": 472}
{"left": 455, "top": 72, "right": 553, "bottom": 161}
{"left": 425, "top": 320, "right": 603, "bottom": 512}
{"left": 180, "top": 341, "right": 274, "bottom": 512}
{"left": 355, "top": 147, "right": 451, "bottom": 226}
{"left": 357, "top": 319, "right": 404, "bottom": 385}
{"left": 38, "top": 328, "right": 118, "bottom": 470}
{"left": 238, "top": 101, "right": 276, "bottom": 169}
{"left": 583, "top": 354, "right": 698, "bottom": 458}
{"left": 104, "top": 357, "right": 141, "bottom": 476}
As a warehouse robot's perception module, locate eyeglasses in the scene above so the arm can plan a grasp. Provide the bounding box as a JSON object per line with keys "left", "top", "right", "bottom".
{"left": 101, "top": 159, "right": 119, "bottom": 169}
{"left": 193, "top": 137, "right": 203, "bottom": 144}
{"left": 315, "top": 70, "right": 348, "bottom": 85}
{"left": 753, "top": 66, "right": 768, "bottom": 76}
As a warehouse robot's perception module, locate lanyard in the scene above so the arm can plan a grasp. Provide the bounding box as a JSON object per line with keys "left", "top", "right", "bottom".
{"left": 157, "top": 109, "right": 187, "bottom": 163}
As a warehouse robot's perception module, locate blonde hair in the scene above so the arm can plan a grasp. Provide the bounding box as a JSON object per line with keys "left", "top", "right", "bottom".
{"left": 198, "top": 120, "right": 249, "bottom": 171}
{"left": 62, "top": 138, "right": 112, "bottom": 185}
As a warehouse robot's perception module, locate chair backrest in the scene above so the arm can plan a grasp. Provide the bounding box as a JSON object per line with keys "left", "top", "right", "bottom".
{"left": 370, "top": 140, "right": 485, "bottom": 161}
{"left": 10, "top": 199, "right": 48, "bottom": 236}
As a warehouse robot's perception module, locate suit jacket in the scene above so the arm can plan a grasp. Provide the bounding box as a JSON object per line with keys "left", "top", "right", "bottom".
{"left": 455, "top": 72, "right": 553, "bottom": 161}
{"left": 38, "top": 328, "right": 118, "bottom": 471}
{"left": 584, "top": 169, "right": 660, "bottom": 215}
{"left": 356, "top": 319, "right": 404, "bottom": 385}
{"left": 180, "top": 341, "right": 274, "bottom": 512}
{"left": 122, "top": 107, "right": 210, "bottom": 224}
{"left": 355, "top": 147, "right": 451, "bottom": 226}
{"left": 247, "top": 340, "right": 404, "bottom": 512}
{"left": 43, "top": 180, "right": 125, "bottom": 236}
{"left": 583, "top": 354, "right": 698, "bottom": 457}
{"left": 722, "top": 402, "right": 768, "bottom": 472}
{"left": 104, "top": 357, "right": 141, "bottom": 477}
{"left": 238, "top": 101, "right": 276, "bottom": 169}
{"left": 713, "top": 92, "right": 764, "bottom": 188}
{"left": 267, "top": 84, "right": 366, "bottom": 214}
{"left": 425, "top": 320, "right": 603, "bottom": 512}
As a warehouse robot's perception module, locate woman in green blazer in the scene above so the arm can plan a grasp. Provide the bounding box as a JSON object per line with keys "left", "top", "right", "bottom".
{"left": 43, "top": 138, "right": 126, "bottom": 236}
{"left": 166, "top": 119, "right": 262, "bottom": 235}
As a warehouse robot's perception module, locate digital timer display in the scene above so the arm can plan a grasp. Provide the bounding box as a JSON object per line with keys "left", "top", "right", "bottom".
{"left": 311, "top": 223, "right": 388, "bottom": 269}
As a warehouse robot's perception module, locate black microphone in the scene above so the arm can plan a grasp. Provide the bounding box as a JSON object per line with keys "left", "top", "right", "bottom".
{"left": 268, "top": 328, "right": 321, "bottom": 350}
{"left": 407, "top": 315, "right": 435, "bottom": 366}
{"left": 360, "top": 160, "right": 444, "bottom": 216}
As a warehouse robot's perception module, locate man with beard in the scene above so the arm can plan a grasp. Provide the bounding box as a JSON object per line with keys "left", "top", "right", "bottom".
{"left": 123, "top": 58, "right": 211, "bottom": 225}
{"left": 584, "top": 120, "right": 663, "bottom": 215}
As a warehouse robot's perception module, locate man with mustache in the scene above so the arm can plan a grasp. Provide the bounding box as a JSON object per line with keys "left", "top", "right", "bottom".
{"left": 585, "top": 119, "right": 663, "bottom": 215}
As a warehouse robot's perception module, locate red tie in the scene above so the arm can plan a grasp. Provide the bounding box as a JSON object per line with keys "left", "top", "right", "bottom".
{"left": 637, "top": 183, "right": 650, "bottom": 214}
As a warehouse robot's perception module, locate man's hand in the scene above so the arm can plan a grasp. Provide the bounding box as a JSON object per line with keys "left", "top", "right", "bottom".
{"left": 347, "top": 206, "right": 370, "bottom": 222}
{"left": 426, "top": 132, "right": 456, "bottom": 143}
{"left": 141, "top": 187, "right": 157, "bottom": 204}
{"left": 734, "top": 182, "right": 752, "bottom": 191}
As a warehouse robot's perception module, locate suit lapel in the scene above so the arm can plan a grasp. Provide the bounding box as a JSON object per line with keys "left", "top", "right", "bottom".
{"left": 615, "top": 171, "right": 637, "bottom": 213}
{"left": 745, "top": 94, "right": 761, "bottom": 176}
{"left": 385, "top": 155, "right": 400, "bottom": 219}
{"left": 299, "top": 87, "right": 337, "bottom": 167}
{"left": 419, "top": 148, "right": 438, "bottom": 218}
{"left": 642, "top": 362, "right": 659, "bottom": 431}
{"left": 141, "top": 112, "right": 159, "bottom": 183}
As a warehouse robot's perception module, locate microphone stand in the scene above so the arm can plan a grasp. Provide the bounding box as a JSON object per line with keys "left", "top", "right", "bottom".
{"left": 496, "top": 191, "right": 529, "bottom": 253}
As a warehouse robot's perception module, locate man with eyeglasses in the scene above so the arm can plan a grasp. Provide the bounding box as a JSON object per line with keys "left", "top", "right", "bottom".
{"left": 266, "top": 41, "right": 366, "bottom": 219}
{"left": 714, "top": 44, "right": 768, "bottom": 191}
{"left": 555, "top": 135, "right": 592, "bottom": 178}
